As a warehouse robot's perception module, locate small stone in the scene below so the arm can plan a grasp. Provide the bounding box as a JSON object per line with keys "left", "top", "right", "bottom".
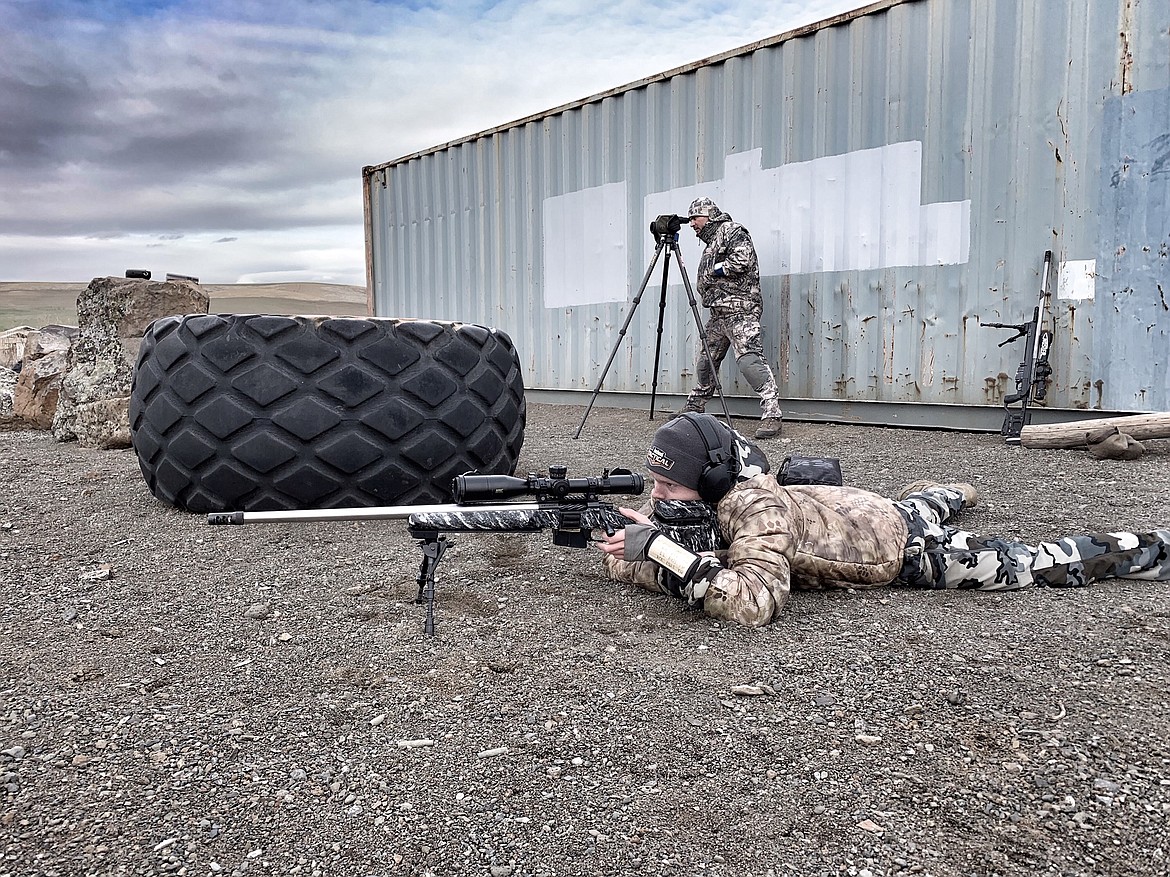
{"left": 243, "top": 603, "right": 271, "bottom": 620}
{"left": 731, "top": 683, "right": 774, "bottom": 696}
{"left": 397, "top": 739, "right": 435, "bottom": 749}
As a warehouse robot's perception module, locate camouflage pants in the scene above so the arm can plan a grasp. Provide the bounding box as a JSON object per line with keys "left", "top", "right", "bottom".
{"left": 895, "top": 485, "right": 1170, "bottom": 590}
{"left": 685, "top": 308, "right": 783, "bottom": 419}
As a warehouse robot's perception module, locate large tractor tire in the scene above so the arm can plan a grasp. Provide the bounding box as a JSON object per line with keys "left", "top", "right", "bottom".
{"left": 129, "top": 314, "right": 526, "bottom": 512}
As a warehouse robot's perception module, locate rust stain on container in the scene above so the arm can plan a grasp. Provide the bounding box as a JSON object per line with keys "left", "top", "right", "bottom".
{"left": 1120, "top": 0, "right": 1134, "bottom": 94}
{"left": 779, "top": 274, "right": 791, "bottom": 383}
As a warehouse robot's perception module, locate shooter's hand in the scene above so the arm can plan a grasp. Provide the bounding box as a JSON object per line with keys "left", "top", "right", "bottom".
{"left": 594, "top": 507, "right": 652, "bottom": 559}
{"left": 597, "top": 507, "right": 722, "bottom": 585}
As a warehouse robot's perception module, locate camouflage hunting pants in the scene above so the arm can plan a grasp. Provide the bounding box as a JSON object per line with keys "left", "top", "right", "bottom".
{"left": 684, "top": 308, "right": 783, "bottom": 419}
{"left": 894, "top": 485, "right": 1170, "bottom": 590}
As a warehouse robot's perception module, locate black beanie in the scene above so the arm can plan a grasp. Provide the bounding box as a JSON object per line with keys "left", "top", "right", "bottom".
{"left": 646, "top": 417, "right": 710, "bottom": 490}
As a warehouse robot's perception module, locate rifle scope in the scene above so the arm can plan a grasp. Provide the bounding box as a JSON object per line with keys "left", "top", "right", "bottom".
{"left": 453, "top": 467, "right": 643, "bottom": 503}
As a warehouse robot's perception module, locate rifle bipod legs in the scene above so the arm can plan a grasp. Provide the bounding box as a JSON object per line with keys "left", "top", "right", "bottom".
{"left": 413, "top": 532, "right": 449, "bottom": 636}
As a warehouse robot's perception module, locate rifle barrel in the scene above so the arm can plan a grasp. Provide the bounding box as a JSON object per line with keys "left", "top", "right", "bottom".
{"left": 207, "top": 502, "right": 542, "bottom": 525}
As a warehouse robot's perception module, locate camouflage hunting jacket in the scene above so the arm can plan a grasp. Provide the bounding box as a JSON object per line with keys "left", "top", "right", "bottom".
{"left": 603, "top": 474, "right": 910, "bottom": 627}
{"left": 695, "top": 209, "right": 762, "bottom": 313}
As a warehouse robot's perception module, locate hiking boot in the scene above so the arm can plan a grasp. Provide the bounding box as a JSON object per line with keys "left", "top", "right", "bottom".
{"left": 950, "top": 482, "right": 979, "bottom": 507}
{"left": 670, "top": 401, "right": 706, "bottom": 420}
{"left": 755, "top": 417, "right": 783, "bottom": 439}
{"left": 897, "top": 480, "right": 979, "bottom": 508}
{"left": 896, "top": 479, "right": 939, "bottom": 500}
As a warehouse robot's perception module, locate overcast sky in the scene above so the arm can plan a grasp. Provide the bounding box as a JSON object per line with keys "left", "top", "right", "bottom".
{"left": 0, "top": 0, "right": 861, "bottom": 285}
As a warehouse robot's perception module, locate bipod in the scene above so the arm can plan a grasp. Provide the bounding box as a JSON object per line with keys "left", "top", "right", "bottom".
{"left": 413, "top": 531, "right": 449, "bottom": 636}
{"left": 574, "top": 218, "right": 732, "bottom": 438}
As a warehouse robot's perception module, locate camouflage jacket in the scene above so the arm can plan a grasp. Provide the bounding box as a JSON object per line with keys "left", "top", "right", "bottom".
{"left": 695, "top": 209, "right": 762, "bottom": 312}
{"left": 602, "top": 474, "right": 910, "bottom": 627}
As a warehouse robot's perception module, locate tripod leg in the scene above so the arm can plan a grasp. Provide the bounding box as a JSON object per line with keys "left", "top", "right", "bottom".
{"left": 648, "top": 250, "right": 672, "bottom": 420}
{"left": 671, "top": 242, "right": 734, "bottom": 426}
{"left": 574, "top": 241, "right": 666, "bottom": 439}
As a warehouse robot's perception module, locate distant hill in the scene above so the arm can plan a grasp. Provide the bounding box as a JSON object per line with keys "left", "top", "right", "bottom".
{"left": 0, "top": 281, "right": 369, "bottom": 332}
{"left": 201, "top": 282, "right": 367, "bottom": 304}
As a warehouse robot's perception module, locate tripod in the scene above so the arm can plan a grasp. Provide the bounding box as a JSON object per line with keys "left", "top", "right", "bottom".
{"left": 574, "top": 215, "right": 732, "bottom": 439}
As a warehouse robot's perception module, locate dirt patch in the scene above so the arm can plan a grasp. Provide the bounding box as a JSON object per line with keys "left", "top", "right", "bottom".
{"left": 1, "top": 403, "right": 1168, "bottom": 876}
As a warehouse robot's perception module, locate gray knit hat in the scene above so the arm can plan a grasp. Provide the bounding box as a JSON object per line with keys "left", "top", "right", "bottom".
{"left": 646, "top": 417, "right": 708, "bottom": 490}
{"left": 646, "top": 414, "right": 771, "bottom": 496}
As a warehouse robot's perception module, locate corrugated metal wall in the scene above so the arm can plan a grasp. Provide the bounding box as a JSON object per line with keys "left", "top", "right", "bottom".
{"left": 364, "top": 0, "right": 1170, "bottom": 426}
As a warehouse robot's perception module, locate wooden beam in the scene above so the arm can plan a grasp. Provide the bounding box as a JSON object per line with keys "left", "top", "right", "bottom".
{"left": 1019, "top": 412, "right": 1170, "bottom": 448}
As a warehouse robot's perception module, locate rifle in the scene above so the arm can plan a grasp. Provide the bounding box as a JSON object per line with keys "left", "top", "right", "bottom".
{"left": 983, "top": 250, "right": 1055, "bottom": 442}
{"left": 207, "top": 467, "right": 719, "bottom": 635}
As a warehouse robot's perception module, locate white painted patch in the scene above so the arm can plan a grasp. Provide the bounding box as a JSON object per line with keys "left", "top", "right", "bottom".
{"left": 645, "top": 145, "right": 970, "bottom": 276}
{"left": 541, "top": 143, "right": 971, "bottom": 308}
{"left": 541, "top": 181, "right": 628, "bottom": 308}
{"left": 1057, "top": 259, "right": 1096, "bottom": 301}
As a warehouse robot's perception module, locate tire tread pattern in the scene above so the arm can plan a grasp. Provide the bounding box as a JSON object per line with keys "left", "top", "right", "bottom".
{"left": 129, "top": 315, "right": 526, "bottom": 512}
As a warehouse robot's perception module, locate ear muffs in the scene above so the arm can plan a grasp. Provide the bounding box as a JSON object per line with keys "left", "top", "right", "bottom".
{"left": 680, "top": 413, "right": 740, "bottom": 504}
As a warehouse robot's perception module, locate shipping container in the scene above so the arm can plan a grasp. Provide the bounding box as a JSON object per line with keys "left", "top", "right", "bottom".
{"left": 363, "top": 0, "right": 1170, "bottom": 431}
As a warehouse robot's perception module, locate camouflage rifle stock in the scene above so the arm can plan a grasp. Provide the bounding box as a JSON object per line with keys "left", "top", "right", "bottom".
{"left": 207, "top": 467, "right": 719, "bottom": 635}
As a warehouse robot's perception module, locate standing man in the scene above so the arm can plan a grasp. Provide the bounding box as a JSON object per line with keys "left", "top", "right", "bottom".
{"left": 679, "top": 197, "right": 784, "bottom": 439}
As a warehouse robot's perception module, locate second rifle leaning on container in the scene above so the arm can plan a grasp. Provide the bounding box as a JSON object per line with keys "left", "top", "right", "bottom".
{"left": 984, "top": 250, "right": 1056, "bottom": 442}
{"left": 207, "top": 467, "right": 719, "bottom": 635}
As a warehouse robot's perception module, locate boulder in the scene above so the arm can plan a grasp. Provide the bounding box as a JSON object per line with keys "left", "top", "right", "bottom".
{"left": 11, "top": 326, "right": 78, "bottom": 428}
{"left": 52, "top": 276, "right": 208, "bottom": 448}
{"left": 24, "top": 324, "right": 75, "bottom": 359}
{"left": 0, "top": 366, "right": 17, "bottom": 426}
{"left": 0, "top": 326, "right": 36, "bottom": 369}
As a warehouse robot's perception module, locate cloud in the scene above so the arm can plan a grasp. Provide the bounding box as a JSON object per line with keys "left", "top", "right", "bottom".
{"left": 0, "top": 0, "right": 860, "bottom": 283}
{"left": 0, "top": 225, "right": 366, "bottom": 287}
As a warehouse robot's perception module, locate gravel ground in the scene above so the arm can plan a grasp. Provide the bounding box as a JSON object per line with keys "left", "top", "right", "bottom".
{"left": 2, "top": 402, "right": 1169, "bottom": 877}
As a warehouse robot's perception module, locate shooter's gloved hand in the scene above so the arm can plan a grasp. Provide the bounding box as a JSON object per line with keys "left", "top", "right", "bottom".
{"left": 623, "top": 523, "right": 722, "bottom": 586}
{"left": 712, "top": 261, "right": 727, "bottom": 277}
{"left": 622, "top": 523, "right": 658, "bottom": 562}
